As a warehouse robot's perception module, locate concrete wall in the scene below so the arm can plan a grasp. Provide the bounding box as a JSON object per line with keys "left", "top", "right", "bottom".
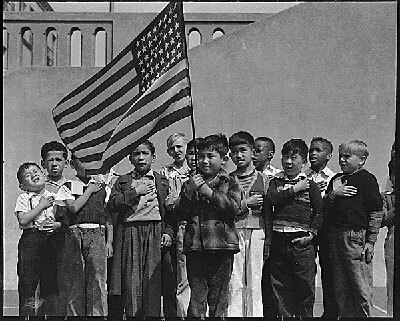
{"left": 3, "top": 0, "right": 396, "bottom": 305}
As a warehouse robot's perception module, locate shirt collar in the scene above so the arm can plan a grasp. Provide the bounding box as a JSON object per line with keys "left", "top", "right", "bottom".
{"left": 305, "top": 166, "right": 335, "bottom": 178}
{"left": 26, "top": 189, "right": 49, "bottom": 198}
{"left": 275, "top": 171, "right": 307, "bottom": 181}
{"left": 132, "top": 169, "right": 155, "bottom": 180}
{"left": 206, "top": 169, "right": 230, "bottom": 187}
{"left": 45, "top": 177, "right": 68, "bottom": 186}
{"left": 165, "top": 162, "right": 190, "bottom": 173}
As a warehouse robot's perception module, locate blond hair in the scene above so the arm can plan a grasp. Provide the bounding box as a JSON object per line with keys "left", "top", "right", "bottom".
{"left": 166, "top": 133, "right": 188, "bottom": 148}
{"left": 338, "top": 140, "right": 369, "bottom": 158}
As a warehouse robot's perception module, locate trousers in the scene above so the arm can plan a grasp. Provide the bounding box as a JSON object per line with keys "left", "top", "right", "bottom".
{"left": 186, "top": 251, "right": 233, "bottom": 317}
{"left": 269, "top": 231, "right": 316, "bottom": 317}
{"left": 330, "top": 226, "right": 372, "bottom": 317}
{"left": 176, "top": 222, "right": 190, "bottom": 317}
{"left": 225, "top": 228, "right": 264, "bottom": 317}
{"left": 17, "top": 229, "right": 58, "bottom": 316}
{"left": 61, "top": 226, "right": 108, "bottom": 316}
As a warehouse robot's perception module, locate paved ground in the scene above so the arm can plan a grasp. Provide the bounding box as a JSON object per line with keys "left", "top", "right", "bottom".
{"left": 3, "top": 229, "right": 391, "bottom": 317}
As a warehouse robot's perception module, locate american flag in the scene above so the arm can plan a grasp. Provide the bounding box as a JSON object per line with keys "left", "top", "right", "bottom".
{"left": 52, "top": 2, "right": 192, "bottom": 174}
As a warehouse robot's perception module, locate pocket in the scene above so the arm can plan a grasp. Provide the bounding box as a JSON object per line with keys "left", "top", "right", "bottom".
{"left": 224, "top": 222, "right": 239, "bottom": 245}
{"left": 350, "top": 229, "right": 365, "bottom": 247}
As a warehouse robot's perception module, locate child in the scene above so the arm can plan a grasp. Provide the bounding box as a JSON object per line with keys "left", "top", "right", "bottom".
{"left": 14, "top": 163, "right": 68, "bottom": 316}
{"left": 175, "top": 134, "right": 245, "bottom": 317}
{"left": 381, "top": 158, "right": 395, "bottom": 317}
{"left": 325, "top": 140, "right": 383, "bottom": 317}
{"left": 40, "top": 141, "right": 70, "bottom": 315}
{"left": 252, "top": 137, "right": 282, "bottom": 179}
{"left": 185, "top": 138, "right": 201, "bottom": 173}
{"left": 265, "top": 139, "right": 323, "bottom": 317}
{"left": 226, "top": 131, "right": 269, "bottom": 317}
{"left": 62, "top": 155, "right": 113, "bottom": 316}
{"left": 159, "top": 133, "right": 191, "bottom": 317}
{"left": 108, "top": 140, "right": 174, "bottom": 317}
{"left": 305, "top": 137, "right": 337, "bottom": 317}
{"left": 41, "top": 141, "right": 69, "bottom": 192}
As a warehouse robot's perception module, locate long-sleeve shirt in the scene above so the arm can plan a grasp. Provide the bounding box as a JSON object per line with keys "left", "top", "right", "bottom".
{"left": 325, "top": 169, "right": 383, "bottom": 243}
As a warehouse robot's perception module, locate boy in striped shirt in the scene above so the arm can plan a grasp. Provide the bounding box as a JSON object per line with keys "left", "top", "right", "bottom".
{"left": 265, "top": 138, "right": 323, "bottom": 317}
{"left": 226, "top": 131, "right": 269, "bottom": 317}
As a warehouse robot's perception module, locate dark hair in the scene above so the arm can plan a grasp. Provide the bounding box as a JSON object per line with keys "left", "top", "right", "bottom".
{"left": 41, "top": 141, "right": 68, "bottom": 161}
{"left": 255, "top": 137, "right": 275, "bottom": 153}
{"left": 310, "top": 137, "right": 333, "bottom": 153}
{"left": 229, "top": 131, "right": 254, "bottom": 149}
{"left": 187, "top": 137, "right": 202, "bottom": 150}
{"left": 129, "top": 140, "right": 156, "bottom": 157}
{"left": 281, "top": 139, "right": 308, "bottom": 161}
{"left": 197, "top": 133, "right": 229, "bottom": 157}
{"left": 17, "top": 162, "right": 41, "bottom": 185}
{"left": 388, "top": 158, "right": 395, "bottom": 177}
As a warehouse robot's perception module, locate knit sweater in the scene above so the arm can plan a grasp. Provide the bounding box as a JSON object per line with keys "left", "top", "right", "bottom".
{"left": 266, "top": 173, "right": 323, "bottom": 234}
{"left": 325, "top": 169, "right": 383, "bottom": 243}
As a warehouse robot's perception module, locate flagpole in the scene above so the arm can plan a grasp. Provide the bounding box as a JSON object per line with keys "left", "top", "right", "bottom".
{"left": 179, "top": 1, "right": 198, "bottom": 172}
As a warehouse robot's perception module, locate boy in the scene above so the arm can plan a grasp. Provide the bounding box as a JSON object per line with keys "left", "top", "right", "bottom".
{"left": 185, "top": 138, "right": 201, "bottom": 173}
{"left": 62, "top": 155, "right": 113, "bottom": 316}
{"left": 40, "top": 141, "right": 70, "bottom": 315}
{"left": 252, "top": 137, "right": 282, "bottom": 179}
{"left": 226, "top": 131, "right": 269, "bottom": 317}
{"left": 325, "top": 140, "right": 383, "bottom": 317}
{"left": 381, "top": 158, "right": 395, "bottom": 316}
{"left": 41, "top": 141, "right": 69, "bottom": 192}
{"left": 14, "top": 163, "right": 68, "bottom": 316}
{"left": 305, "top": 137, "right": 337, "bottom": 317}
{"left": 108, "top": 140, "right": 174, "bottom": 317}
{"left": 264, "top": 139, "right": 323, "bottom": 317}
{"left": 159, "top": 133, "right": 190, "bottom": 317}
{"left": 175, "top": 134, "right": 245, "bottom": 317}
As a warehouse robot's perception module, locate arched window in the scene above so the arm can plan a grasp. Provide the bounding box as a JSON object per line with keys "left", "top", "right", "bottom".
{"left": 21, "top": 27, "right": 33, "bottom": 67}
{"left": 95, "top": 28, "right": 106, "bottom": 67}
{"left": 70, "top": 28, "right": 82, "bottom": 67}
{"left": 212, "top": 28, "right": 225, "bottom": 40}
{"left": 46, "top": 28, "right": 58, "bottom": 66}
{"left": 188, "top": 29, "right": 201, "bottom": 49}
{"left": 3, "top": 27, "right": 8, "bottom": 69}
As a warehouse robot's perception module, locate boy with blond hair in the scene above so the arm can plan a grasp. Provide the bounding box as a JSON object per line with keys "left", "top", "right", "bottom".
{"left": 325, "top": 140, "right": 383, "bottom": 317}
{"left": 160, "top": 133, "right": 190, "bottom": 316}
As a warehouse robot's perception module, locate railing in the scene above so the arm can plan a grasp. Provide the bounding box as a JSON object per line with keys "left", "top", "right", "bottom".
{"left": 3, "top": 12, "right": 268, "bottom": 73}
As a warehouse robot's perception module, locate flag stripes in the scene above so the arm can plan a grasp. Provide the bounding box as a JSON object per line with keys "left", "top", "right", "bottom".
{"left": 100, "top": 107, "right": 192, "bottom": 171}
{"left": 56, "top": 43, "right": 137, "bottom": 109}
{"left": 77, "top": 62, "right": 190, "bottom": 162}
{"left": 52, "top": 2, "right": 192, "bottom": 174}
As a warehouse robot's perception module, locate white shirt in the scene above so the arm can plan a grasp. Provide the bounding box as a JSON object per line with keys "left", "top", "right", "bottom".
{"left": 263, "top": 164, "right": 283, "bottom": 179}
{"left": 14, "top": 186, "right": 72, "bottom": 229}
{"left": 305, "top": 166, "right": 336, "bottom": 197}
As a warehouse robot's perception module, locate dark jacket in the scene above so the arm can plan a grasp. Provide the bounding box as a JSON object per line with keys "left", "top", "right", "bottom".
{"left": 265, "top": 173, "right": 323, "bottom": 234}
{"left": 107, "top": 170, "right": 173, "bottom": 295}
{"left": 175, "top": 170, "right": 245, "bottom": 253}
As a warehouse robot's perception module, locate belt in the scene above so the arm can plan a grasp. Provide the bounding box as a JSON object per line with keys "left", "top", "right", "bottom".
{"left": 274, "top": 230, "right": 310, "bottom": 239}
{"left": 70, "top": 223, "right": 105, "bottom": 229}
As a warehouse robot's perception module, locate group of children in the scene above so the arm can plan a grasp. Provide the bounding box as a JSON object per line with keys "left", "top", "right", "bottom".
{"left": 14, "top": 133, "right": 394, "bottom": 317}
